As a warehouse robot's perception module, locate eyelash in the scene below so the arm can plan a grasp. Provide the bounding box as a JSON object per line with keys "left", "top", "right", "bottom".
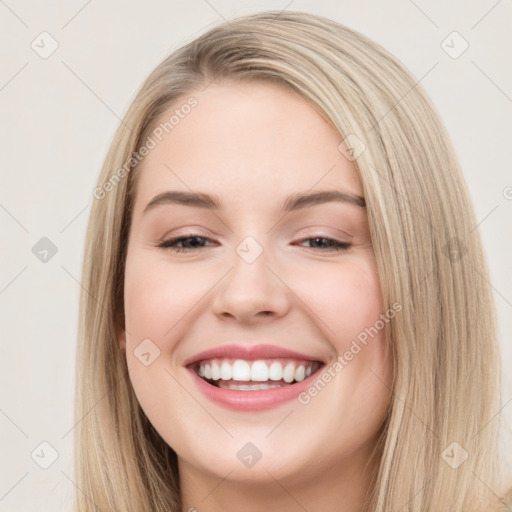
{"left": 157, "top": 234, "right": 352, "bottom": 253}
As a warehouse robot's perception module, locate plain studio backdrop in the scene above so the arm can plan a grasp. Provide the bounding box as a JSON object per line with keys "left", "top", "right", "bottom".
{"left": 0, "top": 1, "right": 511, "bottom": 510}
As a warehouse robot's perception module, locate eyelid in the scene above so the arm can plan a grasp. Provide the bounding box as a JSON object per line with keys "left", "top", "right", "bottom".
{"left": 156, "top": 227, "right": 214, "bottom": 243}
{"left": 320, "top": 227, "right": 353, "bottom": 239}
{"left": 296, "top": 225, "right": 354, "bottom": 240}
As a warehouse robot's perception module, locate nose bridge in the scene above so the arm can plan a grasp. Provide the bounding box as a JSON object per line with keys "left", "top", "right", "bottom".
{"left": 211, "top": 234, "right": 290, "bottom": 321}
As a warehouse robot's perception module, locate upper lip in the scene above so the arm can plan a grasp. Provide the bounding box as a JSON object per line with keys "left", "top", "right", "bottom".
{"left": 183, "top": 344, "right": 324, "bottom": 366}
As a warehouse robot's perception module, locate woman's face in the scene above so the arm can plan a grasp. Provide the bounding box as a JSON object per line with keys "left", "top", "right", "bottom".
{"left": 121, "top": 80, "right": 392, "bottom": 490}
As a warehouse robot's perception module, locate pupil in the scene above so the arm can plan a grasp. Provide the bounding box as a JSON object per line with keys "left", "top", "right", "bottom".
{"left": 186, "top": 237, "right": 203, "bottom": 248}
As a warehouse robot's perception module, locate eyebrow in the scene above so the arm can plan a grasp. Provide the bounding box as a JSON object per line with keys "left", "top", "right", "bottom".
{"left": 143, "top": 189, "right": 366, "bottom": 215}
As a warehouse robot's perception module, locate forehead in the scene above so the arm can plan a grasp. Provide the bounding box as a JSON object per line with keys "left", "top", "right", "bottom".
{"left": 133, "top": 80, "right": 363, "bottom": 210}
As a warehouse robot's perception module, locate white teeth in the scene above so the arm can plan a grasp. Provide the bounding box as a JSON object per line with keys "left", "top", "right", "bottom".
{"left": 232, "top": 360, "right": 251, "bottom": 381}
{"left": 196, "top": 358, "right": 320, "bottom": 385}
{"left": 269, "top": 361, "right": 283, "bottom": 380}
{"left": 295, "top": 365, "right": 305, "bottom": 382}
{"left": 218, "top": 381, "right": 288, "bottom": 390}
{"left": 282, "top": 362, "right": 295, "bottom": 383}
{"left": 250, "top": 360, "right": 269, "bottom": 381}
{"left": 220, "top": 361, "right": 232, "bottom": 380}
{"left": 211, "top": 361, "right": 221, "bottom": 380}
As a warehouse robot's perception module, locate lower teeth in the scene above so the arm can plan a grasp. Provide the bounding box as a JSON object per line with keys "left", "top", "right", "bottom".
{"left": 214, "top": 380, "right": 291, "bottom": 391}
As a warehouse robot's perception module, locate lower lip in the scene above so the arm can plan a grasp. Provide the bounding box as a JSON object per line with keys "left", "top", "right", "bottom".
{"left": 187, "top": 366, "right": 323, "bottom": 411}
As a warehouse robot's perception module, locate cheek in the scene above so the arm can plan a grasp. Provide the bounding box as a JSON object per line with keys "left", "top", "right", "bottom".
{"left": 291, "top": 260, "right": 391, "bottom": 458}
{"left": 292, "top": 255, "right": 384, "bottom": 346}
{"left": 123, "top": 253, "right": 206, "bottom": 341}
{"left": 292, "top": 255, "right": 391, "bottom": 407}
{"left": 122, "top": 254, "right": 203, "bottom": 423}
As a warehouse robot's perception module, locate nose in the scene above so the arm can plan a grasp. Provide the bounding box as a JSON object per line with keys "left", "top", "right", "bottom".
{"left": 211, "top": 245, "right": 291, "bottom": 324}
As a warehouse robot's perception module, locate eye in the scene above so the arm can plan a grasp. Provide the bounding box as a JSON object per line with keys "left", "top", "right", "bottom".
{"left": 157, "top": 234, "right": 352, "bottom": 253}
{"left": 157, "top": 234, "right": 217, "bottom": 253}
{"left": 295, "top": 237, "right": 352, "bottom": 252}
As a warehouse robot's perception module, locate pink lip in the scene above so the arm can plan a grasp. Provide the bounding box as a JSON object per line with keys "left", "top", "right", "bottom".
{"left": 183, "top": 343, "right": 323, "bottom": 366}
{"left": 183, "top": 344, "right": 324, "bottom": 412}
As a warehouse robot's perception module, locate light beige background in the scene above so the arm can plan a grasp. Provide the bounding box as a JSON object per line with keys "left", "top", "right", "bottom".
{"left": 1, "top": 1, "right": 511, "bottom": 510}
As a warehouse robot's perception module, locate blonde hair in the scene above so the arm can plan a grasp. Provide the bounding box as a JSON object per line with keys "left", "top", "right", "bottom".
{"left": 75, "top": 10, "right": 510, "bottom": 511}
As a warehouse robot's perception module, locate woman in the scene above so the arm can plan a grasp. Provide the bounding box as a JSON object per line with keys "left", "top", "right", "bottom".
{"left": 75, "top": 10, "right": 511, "bottom": 511}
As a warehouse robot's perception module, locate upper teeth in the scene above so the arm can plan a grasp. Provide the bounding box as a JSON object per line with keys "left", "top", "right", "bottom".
{"left": 196, "top": 359, "right": 319, "bottom": 383}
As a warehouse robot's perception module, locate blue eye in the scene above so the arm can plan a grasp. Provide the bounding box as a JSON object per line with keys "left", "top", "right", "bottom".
{"left": 158, "top": 235, "right": 216, "bottom": 253}
{"left": 296, "top": 237, "right": 352, "bottom": 252}
{"left": 158, "top": 235, "right": 351, "bottom": 253}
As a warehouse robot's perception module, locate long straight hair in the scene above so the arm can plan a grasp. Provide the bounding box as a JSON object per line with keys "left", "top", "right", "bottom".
{"left": 75, "top": 10, "right": 509, "bottom": 511}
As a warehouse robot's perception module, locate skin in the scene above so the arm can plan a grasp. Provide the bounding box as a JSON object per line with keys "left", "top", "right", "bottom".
{"left": 119, "top": 80, "right": 393, "bottom": 512}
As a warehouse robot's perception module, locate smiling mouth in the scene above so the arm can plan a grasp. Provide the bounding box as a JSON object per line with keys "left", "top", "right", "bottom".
{"left": 190, "top": 358, "right": 323, "bottom": 391}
